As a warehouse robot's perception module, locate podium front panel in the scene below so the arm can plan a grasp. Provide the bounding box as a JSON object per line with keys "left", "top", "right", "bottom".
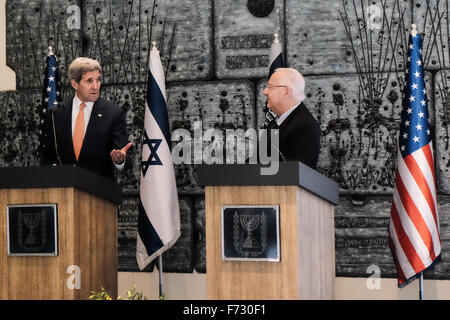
{"left": 0, "top": 187, "right": 117, "bottom": 300}
{"left": 205, "top": 185, "right": 335, "bottom": 300}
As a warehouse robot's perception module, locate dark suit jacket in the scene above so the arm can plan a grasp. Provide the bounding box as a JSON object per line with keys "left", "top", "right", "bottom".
{"left": 277, "top": 102, "right": 320, "bottom": 169}
{"left": 40, "top": 97, "right": 132, "bottom": 180}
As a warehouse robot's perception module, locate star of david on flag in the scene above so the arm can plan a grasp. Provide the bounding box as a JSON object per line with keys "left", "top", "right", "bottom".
{"left": 141, "top": 131, "right": 162, "bottom": 176}
{"left": 389, "top": 25, "right": 441, "bottom": 287}
{"left": 136, "top": 42, "right": 181, "bottom": 270}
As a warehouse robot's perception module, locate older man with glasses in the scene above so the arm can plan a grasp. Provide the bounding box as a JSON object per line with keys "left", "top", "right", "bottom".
{"left": 262, "top": 68, "right": 320, "bottom": 169}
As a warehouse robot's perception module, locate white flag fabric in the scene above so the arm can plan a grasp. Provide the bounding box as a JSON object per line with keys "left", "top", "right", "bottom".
{"left": 268, "top": 37, "right": 283, "bottom": 78}
{"left": 264, "top": 33, "right": 285, "bottom": 128}
{"left": 136, "top": 45, "right": 181, "bottom": 270}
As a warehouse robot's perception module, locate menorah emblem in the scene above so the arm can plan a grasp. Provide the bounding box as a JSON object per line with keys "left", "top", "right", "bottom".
{"left": 239, "top": 214, "right": 260, "bottom": 249}
{"left": 8, "top": 205, "right": 54, "bottom": 255}
{"left": 228, "top": 208, "right": 273, "bottom": 260}
{"left": 23, "top": 212, "right": 41, "bottom": 245}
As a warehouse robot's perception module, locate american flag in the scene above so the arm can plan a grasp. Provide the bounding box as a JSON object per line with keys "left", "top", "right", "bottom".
{"left": 389, "top": 26, "right": 441, "bottom": 286}
{"left": 38, "top": 47, "right": 61, "bottom": 156}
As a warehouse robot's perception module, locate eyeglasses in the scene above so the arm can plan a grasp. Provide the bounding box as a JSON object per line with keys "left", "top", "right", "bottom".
{"left": 266, "top": 85, "right": 287, "bottom": 90}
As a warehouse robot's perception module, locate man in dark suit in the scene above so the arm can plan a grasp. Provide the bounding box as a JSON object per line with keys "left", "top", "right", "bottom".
{"left": 262, "top": 68, "right": 320, "bottom": 169}
{"left": 41, "top": 57, "right": 132, "bottom": 180}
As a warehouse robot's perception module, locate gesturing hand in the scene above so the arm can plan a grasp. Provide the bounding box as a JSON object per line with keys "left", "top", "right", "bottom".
{"left": 110, "top": 142, "right": 133, "bottom": 165}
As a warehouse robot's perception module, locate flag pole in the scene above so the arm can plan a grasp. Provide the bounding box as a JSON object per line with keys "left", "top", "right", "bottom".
{"left": 158, "top": 254, "right": 164, "bottom": 299}
{"left": 419, "top": 272, "right": 423, "bottom": 300}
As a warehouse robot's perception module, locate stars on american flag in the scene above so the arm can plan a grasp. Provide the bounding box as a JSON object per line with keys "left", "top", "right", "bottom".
{"left": 398, "top": 27, "right": 432, "bottom": 159}
{"left": 38, "top": 49, "right": 61, "bottom": 153}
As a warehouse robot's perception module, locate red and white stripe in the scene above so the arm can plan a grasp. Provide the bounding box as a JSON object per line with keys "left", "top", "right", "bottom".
{"left": 389, "top": 142, "right": 441, "bottom": 285}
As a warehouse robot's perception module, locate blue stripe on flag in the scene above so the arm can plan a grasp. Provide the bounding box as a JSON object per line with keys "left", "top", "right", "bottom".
{"left": 137, "top": 200, "right": 164, "bottom": 257}
{"left": 147, "top": 71, "right": 172, "bottom": 150}
{"left": 269, "top": 54, "right": 284, "bottom": 79}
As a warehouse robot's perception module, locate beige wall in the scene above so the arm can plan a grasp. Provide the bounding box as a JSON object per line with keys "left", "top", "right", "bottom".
{"left": 0, "top": 0, "right": 16, "bottom": 91}
{"left": 118, "top": 271, "right": 207, "bottom": 300}
{"left": 118, "top": 272, "right": 450, "bottom": 300}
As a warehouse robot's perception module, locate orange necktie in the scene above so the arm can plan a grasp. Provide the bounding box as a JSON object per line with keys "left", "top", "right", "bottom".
{"left": 73, "top": 102, "right": 86, "bottom": 160}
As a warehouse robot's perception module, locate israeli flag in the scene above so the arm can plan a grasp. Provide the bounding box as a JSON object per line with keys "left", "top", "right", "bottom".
{"left": 264, "top": 33, "right": 285, "bottom": 128}
{"left": 268, "top": 33, "right": 284, "bottom": 79}
{"left": 136, "top": 43, "right": 181, "bottom": 270}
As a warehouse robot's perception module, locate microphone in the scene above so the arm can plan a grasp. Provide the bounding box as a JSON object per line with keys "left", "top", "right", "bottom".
{"left": 261, "top": 108, "right": 286, "bottom": 161}
{"left": 50, "top": 105, "right": 62, "bottom": 166}
{"left": 262, "top": 107, "right": 278, "bottom": 129}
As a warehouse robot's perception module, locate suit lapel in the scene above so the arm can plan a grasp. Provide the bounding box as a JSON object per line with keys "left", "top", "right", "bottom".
{"left": 79, "top": 99, "right": 105, "bottom": 160}
{"left": 279, "top": 103, "right": 302, "bottom": 134}
{"left": 59, "top": 99, "right": 76, "bottom": 162}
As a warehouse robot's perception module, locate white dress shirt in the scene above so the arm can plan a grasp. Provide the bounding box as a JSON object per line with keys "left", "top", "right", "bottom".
{"left": 276, "top": 101, "right": 301, "bottom": 126}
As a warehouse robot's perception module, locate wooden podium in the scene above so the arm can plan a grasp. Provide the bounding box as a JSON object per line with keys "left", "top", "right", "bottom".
{"left": 0, "top": 166, "right": 122, "bottom": 300}
{"left": 198, "top": 162, "right": 339, "bottom": 300}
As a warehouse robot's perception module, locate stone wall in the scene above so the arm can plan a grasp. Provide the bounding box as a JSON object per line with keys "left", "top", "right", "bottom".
{"left": 1, "top": 0, "right": 449, "bottom": 279}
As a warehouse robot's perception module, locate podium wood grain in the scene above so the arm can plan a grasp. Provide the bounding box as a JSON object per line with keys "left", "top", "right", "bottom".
{"left": 0, "top": 187, "right": 117, "bottom": 300}
{"left": 205, "top": 185, "right": 335, "bottom": 299}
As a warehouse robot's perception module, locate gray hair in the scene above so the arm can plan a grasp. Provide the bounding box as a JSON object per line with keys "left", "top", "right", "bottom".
{"left": 68, "top": 57, "right": 102, "bottom": 83}
{"left": 274, "top": 68, "right": 306, "bottom": 102}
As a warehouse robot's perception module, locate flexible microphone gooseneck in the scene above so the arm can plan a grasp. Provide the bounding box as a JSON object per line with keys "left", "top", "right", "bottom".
{"left": 51, "top": 111, "right": 62, "bottom": 166}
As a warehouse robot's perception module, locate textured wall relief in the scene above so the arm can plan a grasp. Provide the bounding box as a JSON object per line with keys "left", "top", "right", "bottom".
{"left": 82, "top": 0, "right": 213, "bottom": 84}
{"left": 118, "top": 195, "right": 195, "bottom": 273}
{"left": 433, "top": 71, "right": 450, "bottom": 193}
{"left": 335, "top": 196, "right": 450, "bottom": 279}
{"left": 118, "top": 195, "right": 154, "bottom": 272}
{"left": 215, "top": 0, "right": 284, "bottom": 79}
{"left": 286, "top": 0, "right": 411, "bottom": 75}
{"left": 0, "top": 90, "right": 41, "bottom": 167}
{"left": 167, "top": 80, "right": 256, "bottom": 193}
{"left": 6, "top": 0, "right": 82, "bottom": 89}
{"left": 312, "top": 73, "right": 433, "bottom": 194}
{"left": 414, "top": 0, "right": 450, "bottom": 70}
